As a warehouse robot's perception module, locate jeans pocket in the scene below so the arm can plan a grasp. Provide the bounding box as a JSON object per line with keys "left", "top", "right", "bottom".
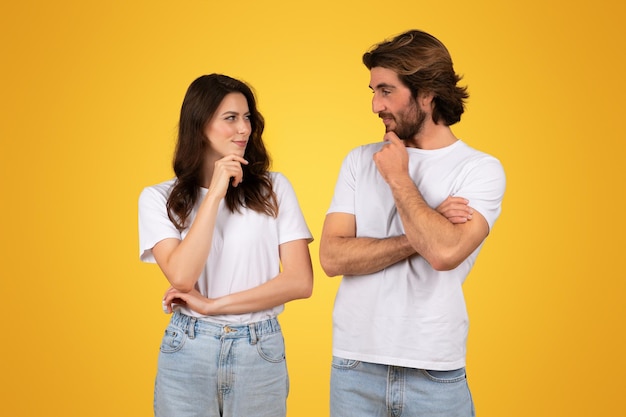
{"left": 256, "top": 331, "right": 286, "bottom": 363}
{"left": 422, "top": 367, "right": 466, "bottom": 383}
{"left": 159, "top": 325, "right": 187, "bottom": 354}
{"left": 331, "top": 356, "right": 360, "bottom": 370}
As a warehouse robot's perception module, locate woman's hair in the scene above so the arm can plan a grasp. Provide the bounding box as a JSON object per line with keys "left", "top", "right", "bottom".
{"left": 166, "top": 74, "right": 277, "bottom": 231}
{"left": 362, "top": 29, "right": 469, "bottom": 126}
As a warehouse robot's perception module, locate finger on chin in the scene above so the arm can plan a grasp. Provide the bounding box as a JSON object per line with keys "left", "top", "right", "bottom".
{"left": 384, "top": 131, "right": 400, "bottom": 143}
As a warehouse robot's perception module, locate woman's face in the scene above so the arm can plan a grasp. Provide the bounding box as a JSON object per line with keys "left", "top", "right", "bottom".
{"left": 204, "top": 92, "right": 251, "bottom": 158}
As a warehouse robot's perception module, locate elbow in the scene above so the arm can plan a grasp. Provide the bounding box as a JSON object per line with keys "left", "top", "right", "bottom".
{"left": 159, "top": 263, "right": 199, "bottom": 292}
{"left": 283, "top": 264, "right": 314, "bottom": 300}
{"left": 300, "top": 281, "right": 314, "bottom": 299}
{"left": 407, "top": 236, "right": 464, "bottom": 271}
{"left": 319, "top": 244, "right": 342, "bottom": 277}
{"left": 172, "top": 282, "right": 195, "bottom": 293}
{"left": 425, "top": 251, "right": 463, "bottom": 271}
{"left": 429, "top": 259, "right": 461, "bottom": 272}
{"left": 319, "top": 255, "right": 341, "bottom": 277}
{"left": 299, "top": 271, "right": 314, "bottom": 299}
{"left": 167, "top": 275, "right": 196, "bottom": 293}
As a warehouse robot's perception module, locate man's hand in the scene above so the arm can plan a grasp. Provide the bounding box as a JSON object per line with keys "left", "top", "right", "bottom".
{"left": 436, "top": 196, "right": 474, "bottom": 224}
{"left": 373, "top": 132, "right": 409, "bottom": 184}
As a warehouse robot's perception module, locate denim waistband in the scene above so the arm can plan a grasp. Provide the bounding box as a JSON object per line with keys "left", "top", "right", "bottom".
{"left": 169, "top": 311, "right": 282, "bottom": 343}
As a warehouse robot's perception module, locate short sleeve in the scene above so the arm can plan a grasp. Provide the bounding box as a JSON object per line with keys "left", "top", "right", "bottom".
{"left": 272, "top": 172, "right": 313, "bottom": 245}
{"left": 137, "top": 182, "right": 181, "bottom": 263}
{"left": 327, "top": 148, "right": 360, "bottom": 215}
{"left": 456, "top": 156, "right": 506, "bottom": 231}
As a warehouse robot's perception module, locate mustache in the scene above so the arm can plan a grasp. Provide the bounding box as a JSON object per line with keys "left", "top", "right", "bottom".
{"left": 378, "top": 113, "right": 394, "bottom": 120}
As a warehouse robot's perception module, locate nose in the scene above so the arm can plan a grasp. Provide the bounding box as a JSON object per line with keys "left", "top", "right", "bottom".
{"left": 372, "top": 94, "right": 385, "bottom": 114}
{"left": 238, "top": 119, "right": 251, "bottom": 135}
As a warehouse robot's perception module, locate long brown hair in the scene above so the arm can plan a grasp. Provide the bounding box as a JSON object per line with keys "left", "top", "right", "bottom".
{"left": 363, "top": 30, "right": 469, "bottom": 126}
{"left": 166, "top": 74, "right": 277, "bottom": 231}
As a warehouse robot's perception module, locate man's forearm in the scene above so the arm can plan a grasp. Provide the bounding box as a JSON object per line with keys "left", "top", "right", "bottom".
{"left": 389, "top": 178, "right": 479, "bottom": 271}
{"left": 319, "top": 234, "right": 416, "bottom": 277}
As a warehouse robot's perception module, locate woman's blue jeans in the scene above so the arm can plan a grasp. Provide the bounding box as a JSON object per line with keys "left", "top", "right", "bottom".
{"left": 154, "top": 311, "right": 288, "bottom": 417}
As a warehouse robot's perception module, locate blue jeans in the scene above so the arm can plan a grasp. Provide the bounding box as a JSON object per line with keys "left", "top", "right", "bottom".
{"left": 154, "top": 312, "right": 289, "bottom": 417}
{"left": 330, "top": 356, "right": 475, "bottom": 417}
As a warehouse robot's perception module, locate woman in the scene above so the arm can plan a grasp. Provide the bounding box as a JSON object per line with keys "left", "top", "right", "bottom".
{"left": 138, "top": 74, "right": 314, "bottom": 417}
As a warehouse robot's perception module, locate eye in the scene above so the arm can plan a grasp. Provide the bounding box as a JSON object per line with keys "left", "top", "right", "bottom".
{"left": 382, "top": 90, "right": 391, "bottom": 96}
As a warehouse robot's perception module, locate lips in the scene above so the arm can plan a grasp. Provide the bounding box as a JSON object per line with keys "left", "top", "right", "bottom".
{"left": 379, "top": 113, "right": 394, "bottom": 124}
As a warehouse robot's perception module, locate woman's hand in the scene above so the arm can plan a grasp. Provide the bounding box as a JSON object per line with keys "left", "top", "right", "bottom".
{"left": 208, "top": 154, "right": 248, "bottom": 199}
{"left": 162, "top": 286, "right": 214, "bottom": 316}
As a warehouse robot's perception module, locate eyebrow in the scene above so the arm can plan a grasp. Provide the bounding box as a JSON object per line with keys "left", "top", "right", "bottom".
{"left": 369, "top": 82, "right": 397, "bottom": 91}
{"left": 220, "top": 110, "right": 250, "bottom": 117}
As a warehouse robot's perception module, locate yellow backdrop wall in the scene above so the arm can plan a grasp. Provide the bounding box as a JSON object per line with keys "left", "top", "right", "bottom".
{"left": 1, "top": 1, "right": 625, "bottom": 416}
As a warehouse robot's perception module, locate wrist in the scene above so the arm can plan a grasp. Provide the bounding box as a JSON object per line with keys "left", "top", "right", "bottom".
{"left": 398, "top": 235, "right": 418, "bottom": 257}
{"left": 202, "top": 296, "right": 223, "bottom": 316}
{"left": 387, "top": 175, "right": 416, "bottom": 192}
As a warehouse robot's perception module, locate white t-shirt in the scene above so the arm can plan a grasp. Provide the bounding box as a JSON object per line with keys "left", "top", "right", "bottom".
{"left": 139, "top": 172, "right": 313, "bottom": 324}
{"left": 328, "top": 140, "right": 506, "bottom": 370}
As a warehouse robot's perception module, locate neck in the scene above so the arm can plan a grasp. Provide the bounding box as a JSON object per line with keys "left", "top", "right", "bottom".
{"left": 404, "top": 123, "right": 457, "bottom": 150}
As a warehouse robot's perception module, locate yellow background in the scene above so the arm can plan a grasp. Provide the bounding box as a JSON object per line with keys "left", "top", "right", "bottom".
{"left": 1, "top": 0, "right": 625, "bottom": 416}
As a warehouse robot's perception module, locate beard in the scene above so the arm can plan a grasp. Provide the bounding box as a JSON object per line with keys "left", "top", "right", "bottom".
{"left": 380, "top": 98, "right": 426, "bottom": 141}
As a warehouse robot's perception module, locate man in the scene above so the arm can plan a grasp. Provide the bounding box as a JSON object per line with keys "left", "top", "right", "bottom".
{"left": 320, "top": 29, "right": 506, "bottom": 416}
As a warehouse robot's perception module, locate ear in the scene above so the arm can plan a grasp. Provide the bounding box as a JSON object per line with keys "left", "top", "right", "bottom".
{"left": 418, "top": 91, "right": 435, "bottom": 110}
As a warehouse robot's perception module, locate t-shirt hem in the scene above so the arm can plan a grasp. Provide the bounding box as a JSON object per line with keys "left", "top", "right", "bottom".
{"left": 326, "top": 206, "right": 355, "bottom": 215}
{"left": 332, "top": 349, "right": 466, "bottom": 371}
{"left": 139, "top": 233, "right": 182, "bottom": 263}
{"left": 280, "top": 235, "right": 314, "bottom": 245}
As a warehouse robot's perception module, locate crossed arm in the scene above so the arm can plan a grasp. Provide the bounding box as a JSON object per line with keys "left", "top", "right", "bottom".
{"left": 319, "top": 195, "right": 481, "bottom": 276}
{"left": 152, "top": 153, "right": 313, "bottom": 316}
{"left": 162, "top": 238, "right": 313, "bottom": 316}
{"left": 319, "top": 133, "right": 489, "bottom": 276}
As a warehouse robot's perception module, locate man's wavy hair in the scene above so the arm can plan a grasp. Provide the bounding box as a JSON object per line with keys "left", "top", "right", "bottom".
{"left": 363, "top": 30, "right": 469, "bottom": 126}
{"left": 166, "top": 74, "right": 277, "bottom": 231}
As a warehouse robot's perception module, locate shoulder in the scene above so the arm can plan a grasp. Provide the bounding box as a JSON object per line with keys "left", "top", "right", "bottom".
{"left": 268, "top": 172, "right": 307, "bottom": 209}
{"left": 340, "top": 142, "right": 385, "bottom": 167}
{"left": 268, "top": 171, "right": 286, "bottom": 183}
{"left": 268, "top": 171, "right": 294, "bottom": 193}
{"left": 350, "top": 142, "right": 385, "bottom": 157}
{"left": 139, "top": 178, "right": 176, "bottom": 205}
{"left": 455, "top": 141, "right": 501, "bottom": 162}
{"left": 455, "top": 142, "right": 505, "bottom": 175}
{"left": 452, "top": 142, "right": 506, "bottom": 200}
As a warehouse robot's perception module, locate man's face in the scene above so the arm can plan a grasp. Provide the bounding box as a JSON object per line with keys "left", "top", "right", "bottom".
{"left": 369, "top": 66, "right": 426, "bottom": 141}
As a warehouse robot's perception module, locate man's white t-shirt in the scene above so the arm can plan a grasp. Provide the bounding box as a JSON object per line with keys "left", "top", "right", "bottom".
{"left": 328, "top": 140, "right": 505, "bottom": 370}
{"left": 139, "top": 172, "right": 312, "bottom": 324}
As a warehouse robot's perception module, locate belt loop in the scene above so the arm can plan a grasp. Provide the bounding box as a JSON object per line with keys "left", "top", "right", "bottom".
{"left": 188, "top": 317, "right": 197, "bottom": 339}
{"left": 248, "top": 323, "right": 258, "bottom": 345}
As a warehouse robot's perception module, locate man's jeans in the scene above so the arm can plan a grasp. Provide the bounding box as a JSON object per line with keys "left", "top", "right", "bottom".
{"left": 331, "top": 356, "right": 475, "bottom": 417}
